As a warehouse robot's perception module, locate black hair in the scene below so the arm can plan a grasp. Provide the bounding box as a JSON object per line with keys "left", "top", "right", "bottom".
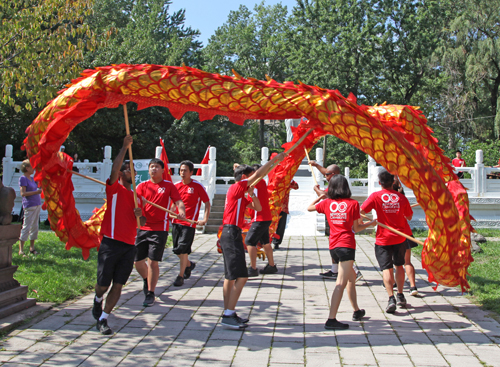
{"left": 148, "top": 158, "right": 165, "bottom": 169}
{"left": 456, "top": 150, "right": 462, "bottom": 154}
{"left": 252, "top": 164, "right": 261, "bottom": 171}
{"left": 327, "top": 174, "right": 351, "bottom": 199}
{"left": 378, "top": 170, "right": 395, "bottom": 189}
{"left": 179, "top": 160, "right": 194, "bottom": 172}
{"left": 120, "top": 160, "right": 130, "bottom": 171}
{"left": 234, "top": 164, "right": 254, "bottom": 182}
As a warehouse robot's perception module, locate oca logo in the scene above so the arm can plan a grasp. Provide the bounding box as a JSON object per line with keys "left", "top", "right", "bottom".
{"left": 330, "top": 202, "right": 348, "bottom": 213}
{"left": 381, "top": 193, "right": 399, "bottom": 203}
{"left": 188, "top": 187, "right": 195, "bottom": 194}
{"left": 158, "top": 187, "right": 166, "bottom": 194}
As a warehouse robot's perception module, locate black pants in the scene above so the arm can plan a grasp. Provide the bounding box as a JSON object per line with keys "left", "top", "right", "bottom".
{"left": 272, "top": 212, "right": 288, "bottom": 245}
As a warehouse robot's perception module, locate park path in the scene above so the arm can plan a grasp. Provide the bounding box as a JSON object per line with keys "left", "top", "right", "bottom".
{"left": 1, "top": 234, "right": 500, "bottom": 367}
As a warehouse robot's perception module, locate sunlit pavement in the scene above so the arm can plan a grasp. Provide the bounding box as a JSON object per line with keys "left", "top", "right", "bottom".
{"left": 1, "top": 234, "right": 499, "bottom": 367}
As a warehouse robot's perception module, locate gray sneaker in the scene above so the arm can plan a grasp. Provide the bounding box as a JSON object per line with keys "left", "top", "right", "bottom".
{"left": 221, "top": 314, "right": 248, "bottom": 329}
{"left": 143, "top": 291, "right": 155, "bottom": 307}
{"left": 396, "top": 293, "right": 407, "bottom": 307}
{"left": 248, "top": 267, "right": 259, "bottom": 277}
{"left": 260, "top": 264, "right": 278, "bottom": 274}
{"left": 96, "top": 318, "right": 112, "bottom": 335}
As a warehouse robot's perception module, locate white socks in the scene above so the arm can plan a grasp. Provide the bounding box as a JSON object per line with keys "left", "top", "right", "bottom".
{"left": 95, "top": 295, "right": 103, "bottom": 303}
{"left": 99, "top": 311, "right": 109, "bottom": 321}
{"left": 331, "top": 264, "right": 339, "bottom": 273}
{"left": 223, "top": 309, "right": 235, "bottom": 316}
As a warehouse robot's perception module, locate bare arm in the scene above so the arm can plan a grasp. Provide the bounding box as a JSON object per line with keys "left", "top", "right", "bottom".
{"left": 109, "top": 135, "right": 133, "bottom": 185}
{"left": 307, "top": 196, "right": 325, "bottom": 212}
{"left": 175, "top": 200, "right": 186, "bottom": 220}
{"left": 248, "top": 152, "right": 286, "bottom": 187}
{"left": 197, "top": 201, "right": 211, "bottom": 226}
{"left": 353, "top": 218, "right": 376, "bottom": 233}
{"left": 310, "top": 161, "right": 328, "bottom": 175}
{"left": 246, "top": 186, "right": 262, "bottom": 212}
{"left": 20, "top": 186, "right": 41, "bottom": 197}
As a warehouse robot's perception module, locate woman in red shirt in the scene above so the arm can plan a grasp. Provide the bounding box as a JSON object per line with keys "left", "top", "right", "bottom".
{"left": 308, "top": 175, "right": 375, "bottom": 330}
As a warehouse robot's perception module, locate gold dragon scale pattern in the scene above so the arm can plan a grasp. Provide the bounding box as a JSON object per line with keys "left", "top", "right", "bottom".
{"left": 23, "top": 64, "right": 472, "bottom": 290}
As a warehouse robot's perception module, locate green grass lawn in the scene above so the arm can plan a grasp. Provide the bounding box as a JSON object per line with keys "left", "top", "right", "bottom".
{"left": 410, "top": 235, "right": 500, "bottom": 317}
{"left": 12, "top": 230, "right": 172, "bottom": 304}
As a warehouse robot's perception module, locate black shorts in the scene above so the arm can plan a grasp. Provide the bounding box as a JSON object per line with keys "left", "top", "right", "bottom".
{"left": 172, "top": 223, "right": 196, "bottom": 255}
{"left": 245, "top": 220, "right": 271, "bottom": 247}
{"left": 329, "top": 247, "right": 356, "bottom": 263}
{"left": 134, "top": 230, "right": 168, "bottom": 262}
{"left": 97, "top": 237, "right": 137, "bottom": 287}
{"left": 375, "top": 241, "right": 406, "bottom": 270}
{"left": 406, "top": 237, "right": 418, "bottom": 249}
{"left": 219, "top": 225, "right": 248, "bottom": 280}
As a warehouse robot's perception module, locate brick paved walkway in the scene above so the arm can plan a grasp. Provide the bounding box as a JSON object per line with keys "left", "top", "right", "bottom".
{"left": 1, "top": 235, "right": 500, "bottom": 367}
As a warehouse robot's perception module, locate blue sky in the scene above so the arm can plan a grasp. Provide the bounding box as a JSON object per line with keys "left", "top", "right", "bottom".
{"left": 169, "top": 0, "right": 298, "bottom": 46}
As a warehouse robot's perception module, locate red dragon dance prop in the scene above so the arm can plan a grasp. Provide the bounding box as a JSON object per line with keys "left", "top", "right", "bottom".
{"left": 24, "top": 64, "right": 472, "bottom": 290}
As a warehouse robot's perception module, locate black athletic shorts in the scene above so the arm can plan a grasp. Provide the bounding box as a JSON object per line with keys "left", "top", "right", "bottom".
{"left": 135, "top": 229, "right": 168, "bottom": 262}
{"left": 375, "top": 241, "right": 406, "bottom": 270}
{"left": 219, "top": 225, "right": 248, "bottom": 280}
{"left": 97, "top": 236, "right": 137, "bottom": 287}
{"left": 172, "top": 223, "right": 196, "bottom": 255}
{"left": 406, "top": 237, "right": 418, "bottom": 249}
{"left": 245, "top": 220, "right": 271, "bottom": 247}
{"left": 329, "top": 247, "right": 356, "bottom": 263}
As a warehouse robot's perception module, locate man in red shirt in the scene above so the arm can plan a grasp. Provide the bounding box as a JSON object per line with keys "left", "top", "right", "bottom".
{"left": 246, "top": 164, "right": 279, "bottom": 276}
{"left": 92, "top": 135, "right": 145, "bottom": 335}
{"left": 361, "top": 170, "right": 413, "bottom": 313}
{"left": 219, "top": 153, "right": 285, "bottom": 329}
{"left": 452, "top": 150, "right": 466, "bottom": 179}
{"left": 135, "top": 158, "right": 186, "bottom": 307}
{"left": 171, "top": 160, "right": 211, "bottom": 287}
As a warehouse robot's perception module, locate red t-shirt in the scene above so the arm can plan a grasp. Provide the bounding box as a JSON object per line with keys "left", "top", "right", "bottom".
{"left": 361, "top": 189, "right": 413, "bottom": 246}
{"left": 137, "top": 179, "right": 182, "bottom": 231}
{"left": 172, "top": 180, "right": 210, "bottom": 228}
{"left": 452, "top": 158, "right": 466, "bottom": 167}
{"left": 251, "top": 179, "right": 272, "bottom": 222}
{"left": 223, "top": 180, "right": 251, "bottom": 228}
{"left": 316, "top": 198, "right": 360, "bottom": 250}
{"left": 101, "top": 179, "right": 139, "bottom": 245}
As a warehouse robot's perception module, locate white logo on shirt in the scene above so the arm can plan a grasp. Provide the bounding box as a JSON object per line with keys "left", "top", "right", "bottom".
{"left": 381, "top": 193, "right": 399, "bottom": 203}
{"left": 188, "top": 187, "right": 195, "bottom": 194}
{"left": 158, "top": 187, "right": 165, "bottom": 194}
{"left": 329, "top": 202, "right": 348, "bottom": 213}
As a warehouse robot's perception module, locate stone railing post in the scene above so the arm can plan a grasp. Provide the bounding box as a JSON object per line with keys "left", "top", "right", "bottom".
{"left": 315, "top": 148, "right": 324, "bottom": 185}
{"left": 261, "top": 147, "right": 269, "bottom": 166}
{"left": 155, "top": 146, "right": 162, "bottom": 159}
{"left": 367, "top": 155, "right": 378, "bottom": 196}
{"left": 475, "top": 149, "right": 485, "bottom": 195}
{"left": 2, "top": 145, "right": 14, "bottom": 187}
{"left": 345, "top": 167, "right": 351, "bottom": 188}
{"left": 101, "top": 146, "right": 112, "bottom": 182}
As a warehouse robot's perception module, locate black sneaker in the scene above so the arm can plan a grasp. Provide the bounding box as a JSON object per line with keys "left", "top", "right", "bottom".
{"left": 248, "top": 267, "right": 259, "bottom": 277}
{"left": 143, "top": 278, "right": 148, "bottom": 296}
{"left": 274, "top": 244, "right": 280, "bottom": 250}
{"left": 320, "top": 270, "right": 338, "bottom": 280}
{"left": 143, "top": 291, "right": 155, "bottom": 307}
{"left": 184, "top": 261, "right": 196, "bottom": 279}
{"left": 92, "top": 298, "right": 102, "bottom": 321}
{"left": 221, "top": 314, "right": 248, "bottom": 329}
{"left": 234, "top": 313, "right": 249, "bottom": 324}
{"left": 352, "top": 309, "right": 366, "bottom": 321}
{"left": 260, "top": 264, "right": 278, "bottom": 274}
{"left": 325, "top": 318, "right": 349, "bottom": 330}
{"left": 397, "top": 293, "right": 407, "bottom": 307}
{"left": 409, "top": 287, "right": 419, "bottom": 296}
{"left": 173, "top": 275, "right": 184, "bottom": 287}
{"left": 386, "top": 297, "right": 397, "bottom": 313}
{"left": 96, "top": 318, "right": 112, "bottom": 335}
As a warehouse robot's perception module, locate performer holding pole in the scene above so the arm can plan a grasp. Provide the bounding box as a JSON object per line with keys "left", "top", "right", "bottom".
{"left": 123, "top": 104, "right": 140, "bottom": 228}
{"left": 92, "top": 135, "right": 146, "bottom": 335}
{"left": 360, "top": 170, "right": 414, "bottom": 313}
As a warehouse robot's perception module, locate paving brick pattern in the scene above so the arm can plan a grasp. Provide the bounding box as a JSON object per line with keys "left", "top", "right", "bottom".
{"left": 1, "top": 235, "right": 499, "bottom": 366}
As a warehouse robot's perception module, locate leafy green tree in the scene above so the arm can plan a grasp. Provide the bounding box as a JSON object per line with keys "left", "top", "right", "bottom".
{"left": 203, "top": 1, "right": 291, "bottom": 148}
{"left": 0, "top": 0, "right": 101, "bottom": 111}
